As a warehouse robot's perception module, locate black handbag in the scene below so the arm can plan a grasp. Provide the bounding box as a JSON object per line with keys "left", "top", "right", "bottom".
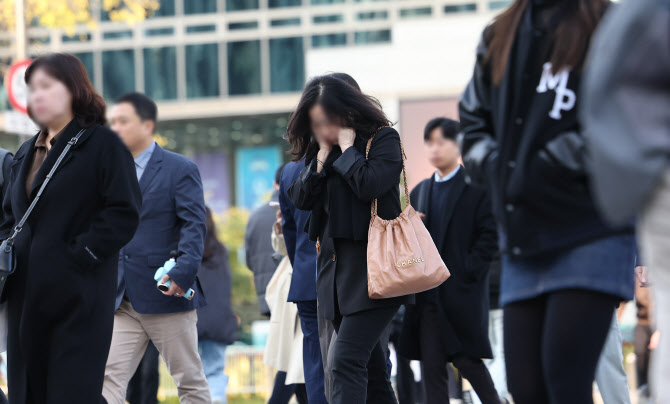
{"left": 0, "top": 128, "right": 86, "bottom": 295}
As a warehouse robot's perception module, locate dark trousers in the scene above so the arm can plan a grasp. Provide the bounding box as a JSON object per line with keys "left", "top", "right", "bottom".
{"left": 504, "top": 289, "right": 618, "bottom": 404}
{"left": 296, "top": 300, "right": 328, "bottom": 404}
{"left": 126, "top": 342, "right": 159, "bottom": 404}
{"left": 634, "top": 323, "right": 653, "bottom": 388}
{"left": 331, "top": 306, "right": 399, "bottom": 404}
{"left": 418, "top": 303, "right": 499, "bottom": 404}
{"left": 268, "top": 371, "right": 308, "bottom": 404}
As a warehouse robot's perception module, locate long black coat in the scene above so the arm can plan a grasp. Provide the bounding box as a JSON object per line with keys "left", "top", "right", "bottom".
{"left": 0, "top": 119, "right": 141, "bottom": 404}
{"left": 196, "top": 244, "right": 239, "bottom": 345}
{"left": 398, "top": 169, "right": 498, "bottom": 360}
{"left": 288, "top": 127, "right": 414, "bottom": 320}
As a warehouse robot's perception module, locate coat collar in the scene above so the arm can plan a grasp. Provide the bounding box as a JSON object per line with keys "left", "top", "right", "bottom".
{"left": 28, "top": 119, "right": 96, "bottom": 200}
{"left": 138, "top": 143, "right": 164, "bottom": 193}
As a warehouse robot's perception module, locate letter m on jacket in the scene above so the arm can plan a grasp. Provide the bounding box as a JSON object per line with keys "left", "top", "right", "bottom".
{"left": 536, "top": 62, "right": 576, "bottom": 120}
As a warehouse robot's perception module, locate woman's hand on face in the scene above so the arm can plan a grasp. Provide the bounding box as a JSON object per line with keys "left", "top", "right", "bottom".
{"left": 315, "top": 134, "right": 332, "bottom": 173}
{"left": 338, "top": 127, "right": 356, "bottom": 152}
{"left": 316, "top": 133, "right": 333, "bottom": 154}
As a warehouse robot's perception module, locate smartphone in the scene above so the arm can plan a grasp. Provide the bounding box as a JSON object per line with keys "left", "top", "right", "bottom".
{"left": 269, "top": 201, "right": 280, "bottom": 210}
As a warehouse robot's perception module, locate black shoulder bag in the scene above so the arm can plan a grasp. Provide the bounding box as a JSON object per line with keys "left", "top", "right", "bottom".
{"left": 0, "top": 129, "right": 86, "bottom": 295}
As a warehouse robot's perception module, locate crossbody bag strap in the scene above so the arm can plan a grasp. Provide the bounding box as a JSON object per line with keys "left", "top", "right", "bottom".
{"left": 366, "top": 126, "right": 410, "bottom": 219}
{"left": 5, "top": 128, "right": 86, "bottom": 246}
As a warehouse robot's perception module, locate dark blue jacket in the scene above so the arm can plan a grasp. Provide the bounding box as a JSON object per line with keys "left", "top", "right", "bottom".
{"left": 279, "top": 160, "right": 317, "bottom": 302}
{"left": 116, "top": 145, "right": 207, "bottom": 314}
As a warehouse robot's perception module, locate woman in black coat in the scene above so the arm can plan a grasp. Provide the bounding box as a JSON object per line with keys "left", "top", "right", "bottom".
{"left": 0, "top": 54, "right": 141, "bottom": 403}
{"left": 196, "top": 207, "right": 239, "bottom": 402}
{"left": 287, "top": 74, "right": 413, "bottom": 404}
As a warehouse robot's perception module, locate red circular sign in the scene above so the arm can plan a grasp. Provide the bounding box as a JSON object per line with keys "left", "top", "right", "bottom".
{"left": 5, "top": 59, "right": 32, "bottom": 115}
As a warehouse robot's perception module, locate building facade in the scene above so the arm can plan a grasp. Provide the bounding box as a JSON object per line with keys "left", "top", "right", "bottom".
{"left": 0, "top": 0, "right": 509, "bottom": 210}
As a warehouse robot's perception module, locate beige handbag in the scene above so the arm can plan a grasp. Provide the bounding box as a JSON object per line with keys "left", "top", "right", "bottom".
{"left": 366, "top": 129, "right": 450, "bottom": 299}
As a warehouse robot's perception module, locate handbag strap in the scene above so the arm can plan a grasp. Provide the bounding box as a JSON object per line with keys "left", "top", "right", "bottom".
{"left": 366, "top": 126, "right": 410, "bottom": 219}
{"left": 5, "top": 128, "right": 86, "bottom": 246}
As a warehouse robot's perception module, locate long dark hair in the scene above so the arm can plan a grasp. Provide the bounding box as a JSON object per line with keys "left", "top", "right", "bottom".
{"left": 286, "top": 73, "right": 391, "bottom": 161}
{"left": 202, "top": 207, "right": 226, "bottom": 263}
{"left": 25, "top": 53, "right": 106, "bottom": 127}
{"left": 485, "top": 0, "right": 608, "bottom": 85}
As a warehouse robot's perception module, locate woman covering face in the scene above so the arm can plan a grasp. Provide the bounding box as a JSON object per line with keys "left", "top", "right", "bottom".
{"left": 286, "top": 73, "right": 413, "bottom": 404}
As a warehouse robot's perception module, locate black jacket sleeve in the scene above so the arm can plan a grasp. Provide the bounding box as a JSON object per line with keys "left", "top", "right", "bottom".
{"left": 332, "top": 128, "right": 403, "bottom": 202}
{"left": 288, "top": 159, "right": 326, "bottom": 211}
{"left": 459, "top": 35, "right": 499, "bottom": 186}
{"left": 70, "top": 130, "right": 142, "bottom": 268}
{"left": 464, "top": 191, "right": 498, "bottom": 282}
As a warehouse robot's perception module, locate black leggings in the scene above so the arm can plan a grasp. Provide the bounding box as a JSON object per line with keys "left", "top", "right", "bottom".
{"left": 504, "top": 289, "right": 618, "bottom": 404}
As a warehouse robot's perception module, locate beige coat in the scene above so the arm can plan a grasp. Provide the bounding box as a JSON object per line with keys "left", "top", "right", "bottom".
{"left": 263, "top": 229, "right": 304, "bottom": 384}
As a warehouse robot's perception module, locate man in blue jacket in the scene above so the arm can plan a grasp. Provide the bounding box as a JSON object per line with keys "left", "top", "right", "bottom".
{"left": 103, "top": 93, "right": 211, "bottom": 403}
{"left": 279, "top": 160, "right": 327, "bottom": 403}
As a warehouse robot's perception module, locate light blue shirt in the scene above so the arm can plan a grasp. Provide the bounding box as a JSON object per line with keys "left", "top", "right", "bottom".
{"left": 134, "top": 142, "right": 156, "bottom": 181}
{"left": 434, "top": 165, "right": 461, "bottom": 183}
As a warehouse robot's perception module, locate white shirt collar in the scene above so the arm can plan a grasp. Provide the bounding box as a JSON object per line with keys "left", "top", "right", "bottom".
{"left": 434, "top": 165, "right": 461, "bottom": 183}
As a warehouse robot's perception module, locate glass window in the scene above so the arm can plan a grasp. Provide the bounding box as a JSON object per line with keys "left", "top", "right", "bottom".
{"left": 144, "top": 47, "right": 177, "bottom": 101}
{"left": 271, "top": 18, "right": 301, "bottom": 26}
{"left": 187, "top": 24, "right": 217, "bottom": 33}
{"left": 270, "top": 37, "right": 304, "bottom": 93}
{"left": 102, "top": 49, "right": 135, "bottom": 101}
{"left": 400, "top": 7, "right": 431, "bottom": 18}
{"left": 103, "top": 30, "right": 133, "bottom": 40}
{"left": 489, "top": 0, "right": 512, "bottom": 10}
{"left": 311, "top": 0, "right": 345, "bottom": 4}
{"left": 269, "top": 0, "right": 301, "bottom": 7}
{"left": 152, "top": 0, "right": 175, "bottom": 16}
{"left": 229, "top": 22, "right": 259, "bottom": 30}
{"left": 145, "top": 27, "right": 174, "bottom": 36}
{"left": 73, "top": 52, "right": 95, "bottom": 86}
{"left": 444, "top": 4, "right": 476, "bottom": 13}
{"left": 313, "top": 14, "right": 343, "bottom": 24}
{"left": 355, "top": 30, "right": 391, "bottom": 45}
{"left": 184, "top": 0, "right": 217, "bottom": 14}
{"left": 227, "top": 41, "right": 261, "bottom": 96}
{"left": 227, "top": 0, "right": 259, "bottom": 11}
{"left": 311, "top": 33, "right": 347, "bottom": 48}
{"left": 62, "top": 33, "right": 91, "bottom": 43}
{"left": 29, "top": 36, "right": 50, "bottom": 46}
{"left": 186, "top": 43, "right": 220, "bottom": 98}
{"left": 357, "top": 11, "right": 388, "bottom": 20}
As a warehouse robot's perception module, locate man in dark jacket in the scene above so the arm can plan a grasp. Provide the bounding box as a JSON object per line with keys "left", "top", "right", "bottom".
{"left": 399, "top": 118, "right": 500, "bottom": 404}
{"left": 279, "top": 160, "right": 327, "bottom": 404}
{"left": 245, "top": 166, "right": 284, "bottom": 317}
{"left": 103, "top": 93, "right": 210, "bottom": 403}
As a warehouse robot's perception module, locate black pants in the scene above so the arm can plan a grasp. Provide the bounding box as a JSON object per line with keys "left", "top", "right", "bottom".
{"left": 634, "top": 323, "right": 653, "bottom": 388}
{"left": 126, "top": 342, "right": 159, "bottom": 404}
{"left": 330, "top": 306, "right": 399, "bottom": 404}
{"left": 504, "top": 289, "right": 618, "bottom": 404}
{"left": 268, "top": 371, "right": 308, "bottom": 404}
{"left": 418, "top": 303, "right": 499, "bottom": 404}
